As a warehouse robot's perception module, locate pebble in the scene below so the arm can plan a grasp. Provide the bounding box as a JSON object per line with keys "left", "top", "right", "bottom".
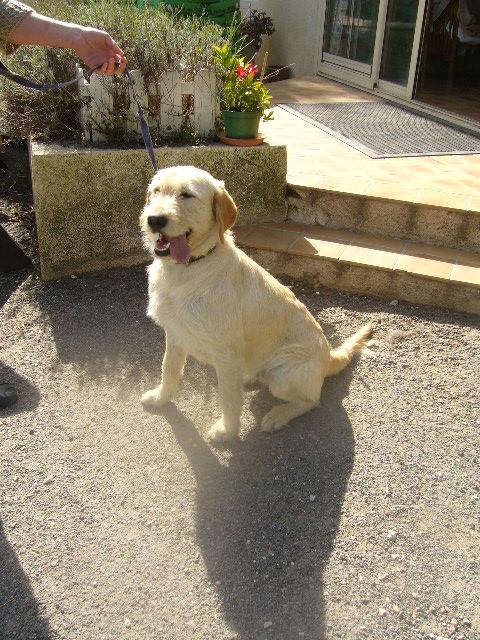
{"left": 378, "top": 607, "right": 387, "bottom": 617}
{"left": 43, "top": 476, "right": 53, "bottom": 485}
{"left": 387, "top": 530, "right": 397, "bottom": 541}
{"left": 309, "top": 495, "right": 316, "bottom": 502}
{"left": 124, "top": 618, "right": 131, "bottom": 628}
{"left": 263, "top": 621, "right": 273, "bottom": 629}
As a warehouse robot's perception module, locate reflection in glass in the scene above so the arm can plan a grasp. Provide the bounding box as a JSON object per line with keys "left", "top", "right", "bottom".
{"left": 323, "top": 0, "right": 380, "bottom": 65}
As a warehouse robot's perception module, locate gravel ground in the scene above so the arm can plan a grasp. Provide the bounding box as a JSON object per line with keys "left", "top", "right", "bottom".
{"left": 1, "top": 147, "right": 479, "bottom": 640}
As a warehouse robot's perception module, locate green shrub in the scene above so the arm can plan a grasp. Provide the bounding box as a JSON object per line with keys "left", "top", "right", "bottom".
{"left": 0, "top": 0, "right": 227, "bottom": 143}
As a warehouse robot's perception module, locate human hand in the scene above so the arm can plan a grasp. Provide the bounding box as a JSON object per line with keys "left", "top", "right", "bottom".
{"left": 72, "top": 26, "right": 127, "bottom": 76}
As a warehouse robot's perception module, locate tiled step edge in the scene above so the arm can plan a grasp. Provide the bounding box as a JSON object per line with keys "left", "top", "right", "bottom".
{"left": 235, "top": 223, "right": 480, "bottom": 316}
{"left": 286, "top": 185, "right": 480, "bottom": 255}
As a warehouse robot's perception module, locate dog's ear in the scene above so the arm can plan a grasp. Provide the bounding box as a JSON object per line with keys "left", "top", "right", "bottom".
{"left": 213, "top": 183, "right": 238, "bottom": 243}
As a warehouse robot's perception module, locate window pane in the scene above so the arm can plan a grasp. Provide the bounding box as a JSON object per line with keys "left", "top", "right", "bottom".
{"left": 380, "top": 0, "right": 420, "bottom": 85}
{"left": 324, "top": 0, "right": 380, "bottom": 65}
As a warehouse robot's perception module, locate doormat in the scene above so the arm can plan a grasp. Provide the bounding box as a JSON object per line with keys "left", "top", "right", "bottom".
{"left": 279, "top": 102, "right": 480, "bottom": 158}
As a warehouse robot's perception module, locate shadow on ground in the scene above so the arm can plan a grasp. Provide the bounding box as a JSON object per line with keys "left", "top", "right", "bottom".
{"left": 0, "top": 362, "right": 40, "bottom": 414}
{"left": 0, "top": 519, "right": 52, "bottom": 640}
{"left": 159, "top": 368, "right": 355, "bottom": 640}
{"left": 35, "top": 266, "right": 155, "bottom": 383}
{"left": 0, "top": 268, "right": 32, "bottom": 309}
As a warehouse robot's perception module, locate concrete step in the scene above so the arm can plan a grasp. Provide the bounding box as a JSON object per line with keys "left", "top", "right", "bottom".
{"left": 286, "top": 184, "right": 480, "bottom": 254}
{"left": 235, "top": 222, "right": 480, "bottom": 316}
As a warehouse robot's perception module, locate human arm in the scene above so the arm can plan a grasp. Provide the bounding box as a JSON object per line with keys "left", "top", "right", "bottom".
{"left": 1, "top": 1, "right": 126, "bottom": 75}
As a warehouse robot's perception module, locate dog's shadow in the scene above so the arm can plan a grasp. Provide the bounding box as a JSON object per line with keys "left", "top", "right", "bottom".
{"left": 159, "top": 369, "right": 356, "bottom": 640}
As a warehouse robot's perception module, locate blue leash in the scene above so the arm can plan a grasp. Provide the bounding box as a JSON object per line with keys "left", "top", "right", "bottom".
{"left": 0, "top": 59, "right": 158, "bottom": 172}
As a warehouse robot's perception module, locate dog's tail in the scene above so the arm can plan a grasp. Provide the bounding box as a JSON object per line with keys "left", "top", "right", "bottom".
{"left": 327, "top": 321, "right": 374, "bottom": 377}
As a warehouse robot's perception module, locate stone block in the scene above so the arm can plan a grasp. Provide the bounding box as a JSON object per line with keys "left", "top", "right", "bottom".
{"left": 29, "top": 140, "right": 287, "bottom": 280}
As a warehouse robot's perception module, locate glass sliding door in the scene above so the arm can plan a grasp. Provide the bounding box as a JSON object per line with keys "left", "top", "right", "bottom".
{"left": 378, "top": 0, "right": 424, "bottom": 94}
{"left": 319, "top": 0, "right": 427, "bottom": 98}
{"left": 323, "top": 0, "right": 381, "bottom": 73}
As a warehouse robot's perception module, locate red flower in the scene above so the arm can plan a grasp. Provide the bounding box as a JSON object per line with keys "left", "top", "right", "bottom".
{"left": 236, "top": 65, "right": 248, "bottom": 78}
{"left": 246, "top": 64, "right": 258, "bottom": 78}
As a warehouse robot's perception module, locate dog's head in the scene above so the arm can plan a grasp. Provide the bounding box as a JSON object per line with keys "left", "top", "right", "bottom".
{"left": 139, "top": 165, "right": 238, "bottom": 264}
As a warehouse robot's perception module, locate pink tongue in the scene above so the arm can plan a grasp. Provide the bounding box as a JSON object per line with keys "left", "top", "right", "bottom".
{"left": 169, "top": 235, "right": 191, "bottom": 264}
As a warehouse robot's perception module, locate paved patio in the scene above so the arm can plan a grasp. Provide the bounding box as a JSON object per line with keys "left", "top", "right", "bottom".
{"left": 261, "top": 75, "right": 480, "bottom": 212}
{"left": 242, "top": 76, "right": 480, "bottom": 312}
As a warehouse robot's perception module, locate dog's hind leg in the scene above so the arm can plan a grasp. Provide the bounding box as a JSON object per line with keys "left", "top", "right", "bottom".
{"left": 141, "top": 337, "right": 186, "bottom": 408}
{"left": 261, "top": 356, "right": 324, "bottom": 433}
{"left": 261, "top": 399, "right": 318, "bottom": 433}
{"left": 207, "top": 355, "right": 245, "bottom": 442}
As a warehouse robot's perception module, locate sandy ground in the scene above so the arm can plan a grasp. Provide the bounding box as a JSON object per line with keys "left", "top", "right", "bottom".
{"left": 1, "top": 146, "right": 480, "bottom": 640}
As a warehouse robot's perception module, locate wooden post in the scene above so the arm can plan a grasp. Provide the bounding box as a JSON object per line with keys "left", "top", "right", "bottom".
{"left": 260, "top": 51, "right": 269, "bottom": 83}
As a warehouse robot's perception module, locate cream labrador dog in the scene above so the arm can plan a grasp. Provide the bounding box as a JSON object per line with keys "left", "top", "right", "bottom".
{"left": 140, "top": 165, "right": 373, "bottom": 441}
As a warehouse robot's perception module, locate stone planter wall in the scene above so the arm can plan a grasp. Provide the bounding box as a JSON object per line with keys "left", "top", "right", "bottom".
{"left": 29, "top": 140, "right": 287, "bottom": 280}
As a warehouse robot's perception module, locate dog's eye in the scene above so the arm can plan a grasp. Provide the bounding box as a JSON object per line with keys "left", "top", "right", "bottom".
{"left": 180, "top": 192, "right": 194, "bottom": 199}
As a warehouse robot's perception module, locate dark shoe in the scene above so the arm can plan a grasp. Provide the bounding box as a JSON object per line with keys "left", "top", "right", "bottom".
{"left": 0, "top": 383, "right": 18, "bottom": 407}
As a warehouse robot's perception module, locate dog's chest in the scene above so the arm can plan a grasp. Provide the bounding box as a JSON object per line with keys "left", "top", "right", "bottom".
{"left": 148, "top": 283, "right": 217, "bottom": 361}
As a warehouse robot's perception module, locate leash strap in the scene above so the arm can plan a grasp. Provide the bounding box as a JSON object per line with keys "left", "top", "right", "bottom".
{"left": 125, "top": 68, "right": 157, "bottom": 172}
{"left": 0, "top": 59, "right": 158, "bottom": 172}
{"left": 0, "top": 58, "right": 101, "bottom": 90}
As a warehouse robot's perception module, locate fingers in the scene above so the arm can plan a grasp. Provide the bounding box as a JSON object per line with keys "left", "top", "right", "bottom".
{"left": 94, "top": 55, "right": 127, "bottom": 76}
{"left": 115, "top": 55, "right": 127, "bottom": 75}
{"left": 104, "top": 58, "right": 116, "bottom": 76}
{"left": 94, "top": 61, "right": 108, "bottom": 76}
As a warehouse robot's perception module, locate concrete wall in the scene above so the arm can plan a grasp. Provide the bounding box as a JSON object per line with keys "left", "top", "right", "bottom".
{"left": 29, "top": 140, "right": 287, "bottom": 280}
{"left": 239, "top": 0, "right": 322, "bottom": 78}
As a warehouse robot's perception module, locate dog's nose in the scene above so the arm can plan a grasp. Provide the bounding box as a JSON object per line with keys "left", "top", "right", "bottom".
{"left": 148, "top": 215, "right": 168, "bottom": 232}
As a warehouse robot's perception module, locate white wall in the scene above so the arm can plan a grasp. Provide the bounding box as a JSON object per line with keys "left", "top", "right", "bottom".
{"left": 239, "top": 0, "right": 322, "bottom": 77}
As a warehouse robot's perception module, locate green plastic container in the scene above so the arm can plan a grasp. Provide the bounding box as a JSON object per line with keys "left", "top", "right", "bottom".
{"left": 149, "top": 0, "right": 238, "bottom": 24}
{"left": 222, "top": 110, "right": 261, "bottom": 140}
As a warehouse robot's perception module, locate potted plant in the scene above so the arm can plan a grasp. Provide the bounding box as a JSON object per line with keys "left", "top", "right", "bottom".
{"left": 240, "top": 9, "right": 275, "bottom": 63}
{"left": 213, "top": 43, "right": 273, "bottom": 143}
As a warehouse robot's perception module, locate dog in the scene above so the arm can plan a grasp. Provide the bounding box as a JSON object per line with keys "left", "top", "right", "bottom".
{"left": 139, "top": 165, "right": 373, "bottom": 441}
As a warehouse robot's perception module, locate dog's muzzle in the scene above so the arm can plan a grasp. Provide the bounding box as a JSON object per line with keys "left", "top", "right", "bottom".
{"left": 147, "top": 215, "right": 168, "bottom": 232}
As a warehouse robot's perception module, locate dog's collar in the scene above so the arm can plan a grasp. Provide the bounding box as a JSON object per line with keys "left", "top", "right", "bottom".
{"left": 187, "top": 244, "right": 217, "bottom": 265}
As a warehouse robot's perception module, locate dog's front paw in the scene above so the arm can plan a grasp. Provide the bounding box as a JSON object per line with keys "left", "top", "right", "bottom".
{"left": 141, "top": 387, "right": 171, "bottom": 408}
{"left": 207, "top": 418, "right": 239, "bottom": 442}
